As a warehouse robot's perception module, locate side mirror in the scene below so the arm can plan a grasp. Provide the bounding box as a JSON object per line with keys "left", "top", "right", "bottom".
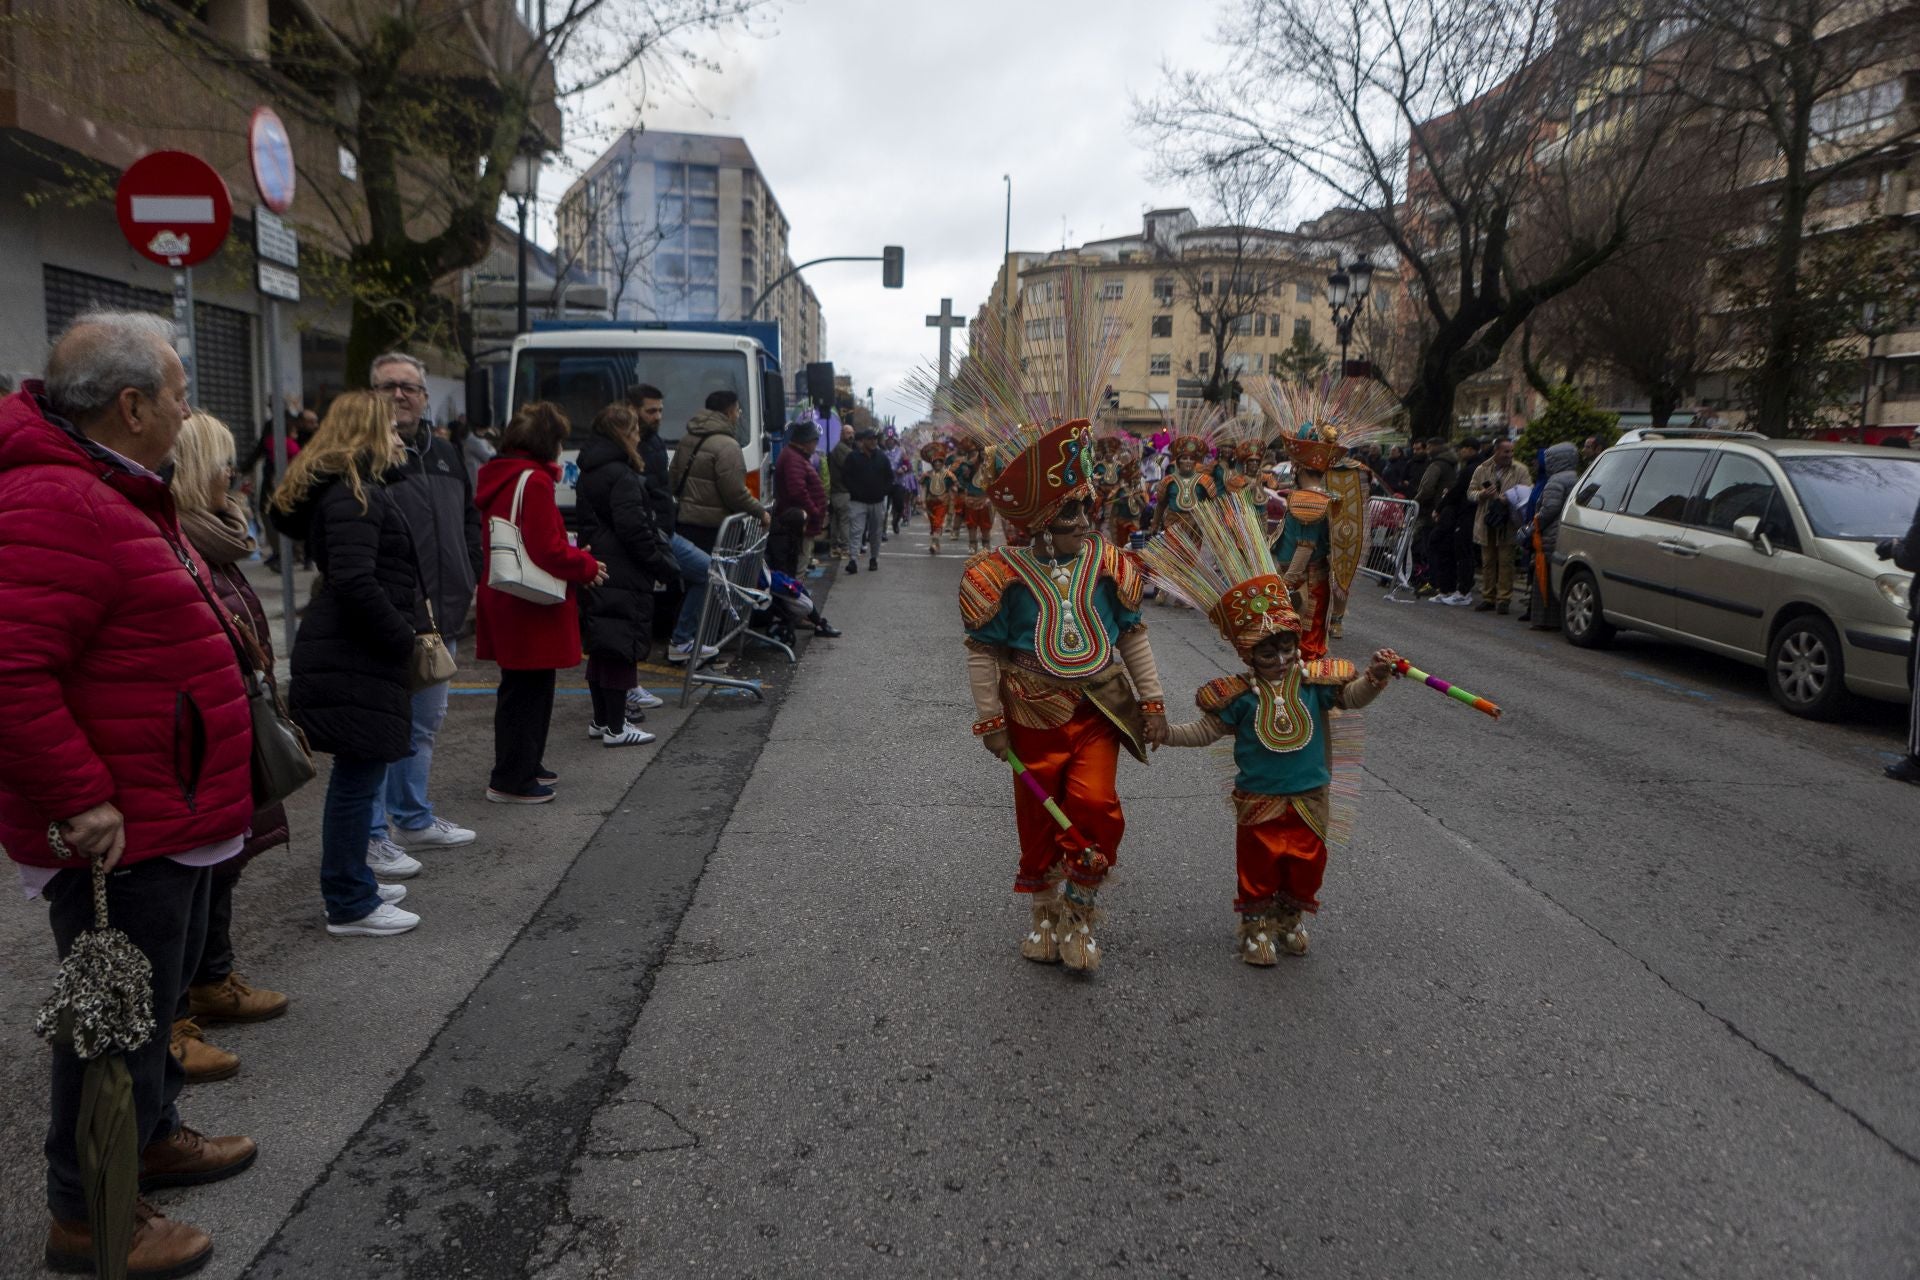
{"left": 1730, "top": 515, "right": 1772, "bottom": 556}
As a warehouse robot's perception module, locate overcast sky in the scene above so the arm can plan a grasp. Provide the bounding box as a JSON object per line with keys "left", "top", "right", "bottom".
{"left": 547, "top": 0, "right": 1228, "bottom": 425}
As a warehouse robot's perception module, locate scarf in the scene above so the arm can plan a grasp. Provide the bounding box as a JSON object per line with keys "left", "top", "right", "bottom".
{"left": 178, "top": 495, "right": 256, "bottom": 569}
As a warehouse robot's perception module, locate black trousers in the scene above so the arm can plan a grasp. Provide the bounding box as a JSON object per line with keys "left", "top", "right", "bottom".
{"left": 45, "top": 857, "right": 210, "bottom": 1219}
{"left": 588, "top": 682, "right": 627, "bottom": 734}
{"left": 192, "top": 864, "right": 239, "bottom": 986}
{"left": 491, "top": 668, "right": 557, "bottom": 792}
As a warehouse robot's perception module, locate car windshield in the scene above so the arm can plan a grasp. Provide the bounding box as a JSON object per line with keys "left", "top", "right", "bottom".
{"left": 1781, "top": 454, "right": 1920, "bottom": 540}
{"left": 511, "top": 347, "right": 751, "bottom": 448}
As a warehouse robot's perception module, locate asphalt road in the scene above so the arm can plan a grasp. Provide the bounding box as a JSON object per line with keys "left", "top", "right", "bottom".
{"left": 2, "top": 536, "right": 1915, "bottom": 1279}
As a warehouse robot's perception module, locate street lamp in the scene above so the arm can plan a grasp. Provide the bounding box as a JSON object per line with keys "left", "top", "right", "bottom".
{"left": 507, "top": 152, "right": 542, "bottom": 335}
{"left": 1326, "top": 252, "right": 1374, "bottom": 375}
{"left": 1860, "top": 299, "right": 1883, "bottom": 435}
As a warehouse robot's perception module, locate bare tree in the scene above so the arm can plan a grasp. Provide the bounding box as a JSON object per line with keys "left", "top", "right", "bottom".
{"left": 1634, "top": 0, "right": 1920, "bottom": 433}
{"left": 1155, "top": 159, "right": 1292, "bottom": 405}
{"left": 19, "top": 0, "right": 769, "bottom": 379}
{"left": 1142, "top": 0, "right": 1687, "bottom": 439}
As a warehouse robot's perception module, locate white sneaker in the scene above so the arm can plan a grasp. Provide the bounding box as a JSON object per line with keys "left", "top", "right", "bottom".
{"left": 326, "top": 902, "right": 420, "bottom": 937}
{"left": 627, "top": 688, "right": 665, "bottom": 711}
{"left": 601, "top": 725, "right": 657, "bottom": 747}
{"left": 667, "top": 642, "right": 720, "bottom": 664}
{"left": 377, "top": 882, "right": 408, "bottom": 905}
{"left": 390, "top": 817, "right": 475, "bottom": 849}
{"left": 1448, "top": 593, "right": 1477, "bottom": 607}
{"left": 587, "top": 722, "right": 607, "bottom": 739}
{"left": 365, "top": 838, "right": 422, "bottom": 880}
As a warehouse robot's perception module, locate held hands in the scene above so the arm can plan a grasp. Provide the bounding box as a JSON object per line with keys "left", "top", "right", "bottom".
{"left": 981, "top": 728, "right": 1011, "bottom": 758}
{"left": 59, "top": 801, "right": 126, "bottom": 872}
{"left": 1368, "top": 648, "right": 1401, "bottom": 684}
{"left": 1143, "top": 712, "right": 1170, "bottom": 750}
{"left": 590, "top": 560, "right": 610, "bottom": 588}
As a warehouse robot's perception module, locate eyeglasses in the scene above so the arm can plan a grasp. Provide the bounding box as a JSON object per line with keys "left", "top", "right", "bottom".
{"left": 374, "top": 380, "right": 427, "bottom": 397}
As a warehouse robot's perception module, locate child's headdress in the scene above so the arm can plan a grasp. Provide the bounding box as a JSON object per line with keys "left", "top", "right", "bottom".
{"left": 1136, "top": 496, "right": 1303, "bottom": 657}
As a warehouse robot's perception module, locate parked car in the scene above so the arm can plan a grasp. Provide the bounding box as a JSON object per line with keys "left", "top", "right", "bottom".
{"left": 1553, "top": 437, "right": 1919, "bottom": 719}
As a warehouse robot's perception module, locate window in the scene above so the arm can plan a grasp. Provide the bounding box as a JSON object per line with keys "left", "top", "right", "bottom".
{"left": 1053, "top": 316, "right": 1066, "bottom": 338}
{"left": 1782, "top": 455, "right": 1920, "bottom": 539}
{"left": 689, "top": 196, "right": 719, "bottom": 222}
{"left": 686, "top": 165, "right": 719, "bottom": 195}
{"left": 1151, "top": 314, "right": 1173, "bottom": 338}
{"left": 1101, "top": 317, "right": 1123, "bottom": 339}
{"left": 1293, "top": 317, "right": 1312, "bottom": 342}
{"left": 1695, "top": 453, "right": 1799, "bottom": 550}
{"left": 1811, "top": 80, "right": 1905, "bottom": 141}
{"left": 1149, "top": 353, "right": 1172, "bottom": 377}
{"left": 1197, "top": 351, "right": 1212, "bottom": 374}
{"left": 1896, "top": 361, "right": 1920, "bottom": 397}
{"left": 1374, "top": 285, "right": 1394, "bottom": 311}
{"left": 1296, "top": 281, "right": 1313, "bottom": 303}
{"left": 1101, "top": 278, "right": 1124, "bottom": 300}
{"left": 1231, "top": 314, "right": 1254, "bottom": 335}
{"left": 1153, "top": 276, "right": 1175, "bottom": 304}
{"left": 1200, "top": 315, "right": 1213, "bottom": 335}
{"left": 1200, "top": 272, "right": 1213, "bottom": 296}
{"left": 1577, "top": 448, "right": 1645, "bottom": 511}
{"left": 741, "top": 286, "right": 755, "bottom": 316}
{"left": 689, "top": 227, "right": 718, "bottom": 255}
{"left": 1622, "top": 449, "right": 1708, "bottom": 521}
{"left": 1819, "top": 174, "right": 1873, "bottom": 207}
{"left": 656, "top": 163, "right": 686, "bottom": 192}
{"left": 1251, "top": 353, "right": 1265, "bottom": 374}
{"left": 1254, "top": 314, "right": 1267, "bottom": 337}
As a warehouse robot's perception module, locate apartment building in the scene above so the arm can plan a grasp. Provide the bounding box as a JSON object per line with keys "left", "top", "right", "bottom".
{"left": 976, "top": 209, "right": 1401, "bottom": 433}
{"left": 557, "top": 130, "right": 826, "bottom": 375}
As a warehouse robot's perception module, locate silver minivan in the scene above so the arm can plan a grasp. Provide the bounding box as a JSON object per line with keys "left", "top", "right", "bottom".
{"left": 1553, "top": 438, "right": 1918, "bottom": 719}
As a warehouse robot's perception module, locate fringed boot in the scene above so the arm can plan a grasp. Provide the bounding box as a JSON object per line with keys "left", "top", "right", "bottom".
{"left": 1236, "top": 914, "right": 1280, "bottom": 967}
{"left": 1274, "top": 907, "right": 1310, "bottom": 956}
{"left": 1056, "top": 881, "right": 1104, "bottom": 973}
{"left": 1019, "top": 879, "right": 1062, "bottom": 964}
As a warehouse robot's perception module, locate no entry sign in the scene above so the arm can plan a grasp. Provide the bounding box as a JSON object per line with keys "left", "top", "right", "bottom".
{"left": 115, "top": 151, "right": 233, "bottom": 268}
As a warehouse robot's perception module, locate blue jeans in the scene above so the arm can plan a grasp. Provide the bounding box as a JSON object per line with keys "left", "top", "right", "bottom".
{"left": 668, "top": 533, "right": 710, "bottom": 647}
{"left": 324, "top": 755, "right": 389, "bottom": 923}
{"left": 371, "top": 639, "right": 455, "bottom": 837}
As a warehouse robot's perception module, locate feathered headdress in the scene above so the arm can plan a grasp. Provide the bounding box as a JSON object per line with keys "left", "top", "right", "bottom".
{"left": 908, "top": 268, "right": 1125, "bottom": 531}
{"left": 1217, "top": 412, "right": 1269, "bottom": 464}
{"left": 1136, "top": 496, "right": 1303, "bottom": 657}
{"left": 1251, "top": 376, "right": 1400, "bottom": 471}
{"left": 1162, "top": 399, "right": 1228, "bottom": 462}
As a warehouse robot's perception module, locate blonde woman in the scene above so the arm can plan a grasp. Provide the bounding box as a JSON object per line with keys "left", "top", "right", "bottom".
{"left": 271, "top": 391, "right": 423, "bottom": 937}
{"left": 165, "top": 413, "right": 292, "bottom": 1081}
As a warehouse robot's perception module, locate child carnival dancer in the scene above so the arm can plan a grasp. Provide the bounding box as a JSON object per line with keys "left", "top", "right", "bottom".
{"left": 921, "top": 439, "right": 958, "bottom": 555}
{"left": 959, "top": 417, "right": 1170, "bottom": 973}
{"left": 1107, "top": 455, "right": 1149, "bottom": 548}
{"left": 955, "top": 439, "right": 996, "bottom": 553}
{"left": 1138, "top": 497, "right": 1400, "bottom": 964}
{"left": 1147, "top": 404, "right": 1223, "bottom": 540}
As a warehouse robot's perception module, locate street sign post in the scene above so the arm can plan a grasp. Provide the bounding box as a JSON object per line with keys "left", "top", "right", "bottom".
{"left": 248, "top": 113, "right": 300, "bottom": 651}
{"left": 115, "top": 151, "right": 232, "bottom": 404}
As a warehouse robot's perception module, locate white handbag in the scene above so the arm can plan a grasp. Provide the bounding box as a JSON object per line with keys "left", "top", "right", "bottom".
{"left": 488, "top": 470, "right": 568, "bottom": 605}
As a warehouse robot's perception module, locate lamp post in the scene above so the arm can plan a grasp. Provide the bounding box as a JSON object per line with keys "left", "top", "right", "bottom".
{"left": 1859, "top": 299, "right": 1883, "bottom": 435}
{"left": 507, "top": 152, "right": 542, "bottom": 335}
{"left": 1326, "top": 252, "right": 1374, "bottom": 375}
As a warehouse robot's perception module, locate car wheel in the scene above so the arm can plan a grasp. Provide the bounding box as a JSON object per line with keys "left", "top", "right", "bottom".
{"left": 1767, "top": 614, "right": 1854, "bottom": 720}
{"left": 1561, "top": 568, "right": 1615, "bottom": 649}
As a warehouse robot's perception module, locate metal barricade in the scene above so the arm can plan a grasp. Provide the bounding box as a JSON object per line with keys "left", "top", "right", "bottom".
{"left": 1359, "top": 495, "right": 1419, "bottom": 602}
{"left": 678, "top": 512, "right": 786, "bottom": 708}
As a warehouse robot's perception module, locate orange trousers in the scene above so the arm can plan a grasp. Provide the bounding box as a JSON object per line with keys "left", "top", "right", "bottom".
{"left": 1298, "top": 577, "right": 1332, "bottom": 660}
{"left": 1235, "top": 807, "right": 1328, "bottom": 914}
{"left": 926, "top": 499, "right": 952, "bottom": 535}
{"left": 965, "top": 499, "right": 994, "bottom": 533}
{"left": 1006, "top": 700, "right": 1125, "bottom": 892}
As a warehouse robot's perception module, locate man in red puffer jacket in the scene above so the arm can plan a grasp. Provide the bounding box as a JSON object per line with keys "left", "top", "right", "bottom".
{"left": 0, "top": 312, "right": 258, "bottom": 1279}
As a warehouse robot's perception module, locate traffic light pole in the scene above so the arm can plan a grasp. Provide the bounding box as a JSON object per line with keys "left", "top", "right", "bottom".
{"left": 749, "top": 249, "right": 902, "bottom": 320}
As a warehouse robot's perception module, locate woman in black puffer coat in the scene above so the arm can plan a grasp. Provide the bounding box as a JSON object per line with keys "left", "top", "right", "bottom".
{"left": 272, "top": 390, "right": 425, "bottom": 936}
{"left": 576, "top": 403, "right": 681, "bottom": 745}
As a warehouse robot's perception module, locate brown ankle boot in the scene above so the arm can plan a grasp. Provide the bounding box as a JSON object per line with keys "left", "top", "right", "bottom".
{"left": 188, "top": 972, "right": 288, "bottom": 1025}
{"left": 1237, "top": 914, "right": 1280, "bottom": 967}
{"left": 46, "top": 1197, "right": 212, "bottom": 1278}
{"left": 1056, "top": 887, "right": 1104, "bottom": 974}
{"left": 168, "top": 1019, "right": 238, "bottom": 1083}
{"left": 139, "top": 1125, "right": 257, "bottom": 1192}
{"left": 1019, "top": 885, "right": 1062, "bottom": 964}
{"left": 1274, "top": 908, "right": 1310, "bottom": 956}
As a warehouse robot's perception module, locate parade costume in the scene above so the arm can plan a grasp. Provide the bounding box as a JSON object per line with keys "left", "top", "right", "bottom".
{"left": 1216, "top": 418, "right": 1270, "bottom": 518}
{"left": 921, "top": 440, "right": 958, "bottom": 555}
{"left": 1137, "top": 498, "right": 1394, "bottom": 965}
{"left": 1254, "top": 378, "right": 1399, "bottom": 657}
{"left": 1089, "top": 429, "right": 1131, "bottom": 525}
{"left": 1107, "top": 459, "right": 1148, "bottom": 547}
{"left": 959, "top": 420, "right": 1167, "bottom": 972}
{"left": 955, "top": 442, "right": 995, "bottom": 551}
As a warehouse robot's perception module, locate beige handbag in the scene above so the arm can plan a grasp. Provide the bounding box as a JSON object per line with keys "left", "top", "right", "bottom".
{"left": 488, "top": 469, "right": 568, "bottom": 605}
{"left": 409, "top": 600, "right": 457, "bottom": 692}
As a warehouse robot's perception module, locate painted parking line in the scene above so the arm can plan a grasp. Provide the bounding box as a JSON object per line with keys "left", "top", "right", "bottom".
{"left": 1622, "top": 670, "right": 1715, "bottom": 701}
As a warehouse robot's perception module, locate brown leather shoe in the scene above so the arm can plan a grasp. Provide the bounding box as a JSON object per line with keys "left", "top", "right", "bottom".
{"left": 139, "top": 1125, "right": 257, "bottom": 1191}
{"left": 45, "top": 1197, "right": 212, "bottom": 1278}
{"left": 188, "top": 972, "right": 289, "bottom": 1024}
{"left": 168, "top": 1019, "right": 238, "bottom": 1083}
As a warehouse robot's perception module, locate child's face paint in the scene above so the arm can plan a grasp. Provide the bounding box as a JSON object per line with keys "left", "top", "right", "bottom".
{"left": 1249, "top": 634, "right": 1299, "bottom": 680}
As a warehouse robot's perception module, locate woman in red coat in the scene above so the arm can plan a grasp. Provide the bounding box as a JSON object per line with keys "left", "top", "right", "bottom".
{"left": 474, "top": 403, "right": 605, "bottom": 803}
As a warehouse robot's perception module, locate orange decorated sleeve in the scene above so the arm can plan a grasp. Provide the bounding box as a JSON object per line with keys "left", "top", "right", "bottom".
{"left": 1301, "top": 658, "right": 1357, "bottom": 685}
{"left": 1098, "top": 539, "right": 1145, "bottom": 610}
{"left": 1197, "top": 675, "right": 1252, "bottom": 713}
{"left": 958, "top": 549, "right": 1016, "bottom": 630}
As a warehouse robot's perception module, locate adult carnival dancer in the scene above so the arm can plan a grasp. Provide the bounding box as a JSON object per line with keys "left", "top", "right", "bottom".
{"left": 1215, "top": 415, "right": 1269, "bottom": 516}
{"left": 1148, "top": 403, "right": 1223, "bottom": 540}
{"left": 1138, "top": 497, "right": 1401, "bottom": 964}
{"left": 959, "top": 417, "right": 1170, "bottom": 973}
{"left": 954, "top": 439, "right": 995, "bottom": 553}
{"left": 1254, "top": 378, "right": 1398, "bottom": 655}
{"left": 921, "top": 439, "right": 958, "bottom": 555}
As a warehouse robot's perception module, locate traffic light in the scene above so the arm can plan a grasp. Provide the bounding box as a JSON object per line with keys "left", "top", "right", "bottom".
{"left": 882, "top": 245, "right": 904, "bottom": 289}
